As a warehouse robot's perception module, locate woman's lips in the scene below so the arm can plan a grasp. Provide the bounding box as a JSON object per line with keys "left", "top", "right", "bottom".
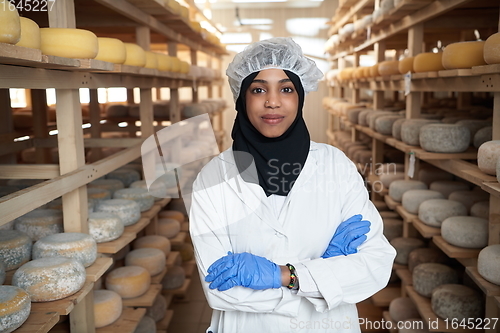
{"left": 261, "top": 114, "right": 284, "bottom": 125}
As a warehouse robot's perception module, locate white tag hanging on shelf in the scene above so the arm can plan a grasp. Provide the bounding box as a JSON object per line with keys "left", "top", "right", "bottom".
{"left": 407, "top": 152, "right": 415, "bottom": 178}
{"left": 404, "top": 71, "right": 411, "bottom": 96}
{"left": 366, "top": 27, "right": 371, "bottom": 41}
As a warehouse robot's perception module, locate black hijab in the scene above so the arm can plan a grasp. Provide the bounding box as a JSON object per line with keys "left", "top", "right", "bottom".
{"left": 231, "top": 69, "right": 310, "bottom": 197}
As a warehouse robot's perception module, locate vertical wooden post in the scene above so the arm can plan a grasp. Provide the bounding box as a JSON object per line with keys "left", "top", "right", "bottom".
{"left": 136, "top": 27, "right": 154, "bottom": 138}
{"left": 31, "top": 89, "right": 51, "bottom": 164}
{"left": 373, "top": 42, "right": 385, "bottom": 110}
{"left": 168, "top": 42, "right": 181, "bottom": 124}
{"left": 207, "top": 55, "right": 213, "bottom": 99}
{"left": 191, "top": 49, "right": 199, "bottom": 103}
{"left": 492, "top": 92, "right": 500, "bottom": 141}
{"left": 0, "top": 89, "right": 16, "bottom": 164}
{"left": 89, "top": 89, "right": 102, "bottom": 162}
{"left": 136, "top": 26, "right": 150, "bottom": 50}
{"left": 48, "top": 0, "right": 76, "bottom": 28}
{"left": 352, "top": 53, "right": 360, "bottom": 104}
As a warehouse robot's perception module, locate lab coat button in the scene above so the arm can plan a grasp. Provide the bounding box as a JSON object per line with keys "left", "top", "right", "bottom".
{"left": 275, "top": 232, "right": 283, "bottom": 238}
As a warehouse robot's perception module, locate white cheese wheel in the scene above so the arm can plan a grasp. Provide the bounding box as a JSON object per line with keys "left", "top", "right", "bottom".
{"left": 477, "top": 244, "right": 500, "bottom": 285}
{"left": 375, "top": 115, "right": 404, "bottom": 135}
{"left": 431, "top": 284, "right": 483, "bottom": 320}
{"left": 123, "top": 43, "right": 146, "bottom": 67}
{"left": 474, "top": 126, "right": 492, "bottom": 148}
{"left": 455, "top": 119, "right": 491, "bottom": 144}
{"left": 378, "top": 60, "right": 400, "bottom": 76}
{"left": 145, "top": 51, "right": 158, "bottom": 69}
{"left": 392, "top": 118, "right": 406, "bottom": 140}
{"left": 383, "top": 219, "right": 403, "bottom": 241}
{"left": 414, "top": 52, "right": 445, "bottom": 72}
{"left": 429, "top": 180, "right": 469, "bottom": 198}
{"left": 16, "top": 17, "right": 40, "bottom": 49}
{"left": 134, "top": 315, "right": 156, "bottom": 333}
{"left": 347, "top": 108, "right": 365, "bottom": 124}
{"left": 441, "top": 216, "right": 488, "bottom": 249}
{"left": 379, "top": 173, "right": 405, "bottom": 189}
{"left": 470, "top": 201, "right": 489, "bottom": 219}
{"left": 448, "top": 190, "right": 488, "bottom": 212}
{"left": 413, "top": 263, "right": 458, "bottom": 297}
{"left": 408, "top": 248, "right": 448, "bottom": 273}
{"left": 388, "top": 297, "right": 419, "bottom": 322}
{"left": 15, "top": 209, "right": 63, "bottom": 241}
{"left": 390, "top": 237, "right": 425, "bottom": 265}
{"left": 88, "top": 212, "right": 124, "bottom": 243}
{"left": 398, "top": 57, "right": 414, "bottom": 74}
{"left": 105, "top": 266, "right": 151, "bottom": 299}
{"left": 0, "top": 230, "right": 32, "bottom": 271}
{"left": 13, "top": 257, "right": 86, "bottom": 302}
{"left": 125, "top": 248, "right": 166, "bottom": 276}
{"left": 402, "top": 190, "right": 444, "bottom": 214}
{"left": 95, "top": 199, "right": 141, "bottom": 226}
{"left": 130, "top": 180, "right": 165, "bottom": 202}
{"left": 0, "top": 261, "right": 4, "bottom": 284}
{"left": 32, "top": 232, "right": 97, "bottom": 268}
{"left": 368, "top": 111, "right": 395, "bottom": 129}
{"left": 93, "top": 289, "right": 123, "bottom": 328}
{"left": 376, "top": 163, "right": 405, "bottom": 175}
{"left": 389, "top": 180, "right": 427, "bottom": 202}
{"left": 417, "top": 168, "right": 454, "bottom": 186}
{"left": 401, "top": 119, "right": 440, "bottom": 146}
{"left": 113, "top": 188, "right": 154, "bottom": 212}
{"left": 0, "top": 2, "right": 20, "bottom": 44}
{"left": 146, "top": 294, "right": 167, "bottom": 322}
{"left": 87, "top": 187, "right": 112, "bottom": 202}
{"left": 357, "top": 110, "right": 372, "bottom": 126}
{"left": 442, "top": 41, "right": 487, "bottom": 69}
{"left": 40, "top": 28, "right": 98, "bottom": 59}
{"left": 156, "top": 53, "right": 172, "bottom": 71}
{"left": 133, "top": 235, "right": 171, "bottom": 256}
{"left": 106, "top": 169, "right": 141, "bottom": 187}
{"left": 161, "top": 265, "right": 185, "bottom": 290}
{"left": 0, "top": 285, "right": 31, "bottom": 333}
{"left": 419, "top": 123, "right": 470, "bottom": 153}
{"left": 484, "top": 32, "right": 500, "bottom": 64}
{"left": 158, "top": 218, "right": 181, "bottom": 239}
{"left": 88, "top": 179, "right": 124, "bottom": 196}
{"left": 95, "top": 37, "right": 126, "bottom": 64}
{"left": 158, "top": 210, "right": 185, "bottom": 223}
{"left": 478, "top": 140, "right": 500, "bottom": 175}
{"left": 418, "top": 199, "right": 468, "bottom": 227}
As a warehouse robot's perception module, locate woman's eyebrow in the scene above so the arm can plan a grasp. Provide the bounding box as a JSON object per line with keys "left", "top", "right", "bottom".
{"left": 251, "top": 78, "right": 292, "bottom": 84}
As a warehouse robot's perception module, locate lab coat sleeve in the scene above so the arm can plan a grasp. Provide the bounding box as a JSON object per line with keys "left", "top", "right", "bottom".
{"left": 296, "top": 153, "right": 396, "bottom": 312}
{"left": 189, "top": 176, "right": 302, "bottom": 317}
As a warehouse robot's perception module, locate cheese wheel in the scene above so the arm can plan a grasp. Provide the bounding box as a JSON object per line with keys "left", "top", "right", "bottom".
{"left": 441, "top": 216, "right": 488, "bottom": 249}
{"left": 15, "top": 209, "right": 63, "bottom": 241}
{"left": 388, "top": 297, "right": 419, "bottom": 322}
{"left": 413, "top": 263, "right": 458, "bottom": 297}
{"left": 40, "top": 28, "right": 98, "bottom": 59}
{"left": 478, "top": 244, "right": 500, "bottom": 285}
{"left": 13, "top": 257, "right": 86, "bottom": 302}
{"left": 95, "top": 37, "right": 126, "bottom": 64}
{"left": 417, "top": 168, "right": 454, "bottom": 186}
{"left": 113, "top": 188, "right": 154, "bottom": 212}
{"left": 87, "top": 187, "right": 112, "bottom": 202}
{"left": 470, "top": 201, "right": 489, "bottom": 219}
{"left": 346, "top": 108, "right": 365, "bottom": 124}
{"left": 379, "top": 173, "right": 405, "bottom": 189}
{"left": 106, "top": 168, "right": 141, "bottom": 187}
{"left": 0, "top": 220, "right": 15, "bottom": 231}
{"left": 134, "top": 315, "right": 156, "bottom": 333}
{"left": 32, "top": 232, "right": 97, "bottom": 267}
{"left": 88, "top": 212, "right": 124, "bottom": 243}
{"left": 389, "top": 180, "right": 427, "bottom": 202}
{"left": 125, "top": 248, "right": 166, "bottom": 276}
{"left": 0, "top": 285, "right": 31, "bottom": 333}
{"left": 431, "top": 284, "right": 483, "bottom": 320}
{"left": 156, "top": 53, "right": 172, "bottom": 71}
{"left": 133, "top": 235, "right": 171, "bottom": 256}
{"left": 401, "top": 119, "right": 440, "bottom": 146}
{"left": 392, "top": 118, "right": 406, "bottom": 140}
{"left": 448, "top": 190, "right": 488, "bottom": 212}
{"left": 378, "top": 60, "right": 400, "bottom": 76}
{"left": 88, "top": 179, "right": 125, "bottom": 196}
{"left": 402, "top": 190, "right": 444, "bottom": 214}
{"left": 179, "top": 243, "right": 194, "bottom": 262}
{"left": 95, "top": 199, "right": 141, "bottom": 226}
{"left": 16, "top": 17, "right": 40, "bottom": 49}
{"left": 418, "top": 199, "right": 468, "bottom": 227}
{"left": 369, "top": 63, "right": 380, "bottom": 77}
{"left": 419, "top": 123, "right": 469, "bottom": 153}
{"left": 398, "top": 57, "right": 414, "bottom": 74}
{"left": 484, "top": 32, "right": 500, "bottom": 65}
{"left": 158, "top": 218, "right": 181, "bottom": 239}
{"left": 105, "top": 266, "right": 151, "bottom": 299}
{"left": 123, "top": 43, "right": 146, "bottom": 67}
{"left": 159, "top": 210, "right": 184, "bottom": 223}
{"left": 130, "top": 180, "right": 164, "bottom": 202}
{"left": 0, "top": 2, "right": 20, "bottom": 44}
{"left": 0, "top": 230, "right": 32, "bottom": 271}
{"left": 442, "top": 41, "right": 487, "bottom": 69}
{"left": 0, "top": 262, "right": 4, "bottom": 284}
{"left": 455, "top": 119, "right": 491, "bottom": 144}
{"left": 161, "top": 265, "right": 185, "bottom": 290}
{"left": 408, "top": 248, "right": 448, "bottom": 273}
{"left": 429, "top": 181, "right": 469, "bottom": 198}
{"left": 390, "top": 237, "right": 425, "bottom": 265}
{"left": 170, "top": 56, "right": 182, "bottom": 72}
{"left": 414, "top": 52, "right": 445, "bottom": 72}
{"left": 375, "top": 115, "right": 403, "bottom": 135}
{"left": 145, "top": 51, "right": 158, "bottom": 69}
{"left": 179, "top": 60, "right": 190, "bottom": 74}
{"left": 146, "top": 294, "right": 167, "bottom": 322}
{"left": 93, "top": 289, "right": 123, "bottom": 328}
{"left": 478, "top": 140, "right": 500, "bottom": 175}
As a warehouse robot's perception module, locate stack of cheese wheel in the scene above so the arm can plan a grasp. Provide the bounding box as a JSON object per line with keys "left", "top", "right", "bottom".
{"left": 0, "top": 230, "right": 32, "bottom": 271}
{"left": 13, "top": 257, "right": 86, "bottom": 302}
{"left": 105, "top": 266, "right": 151, "bottom": 299}
{"left": 88, "top": 179, "right": 125, "bottom": 196}
{"left": 414, "top": 52, "right": 445, "bottom": 72}
{"left": 412, "top": 263, "right": 458, "bottom": 297}
{"left": 477, "top": 244, "right": 500, "bottom": 285}
{"left": 0, "top": 285, "right": 31, "bottom": 333}
{"left": 484, "top": 32, "right": 500, "bottom": 64}
{"left": 40, "top": 28, "right": 98, "bottom": 59}
{"left": 390, "top": 237, "right": 425, "bottom": 265}
{"left": 32, "top": 232, "right": 97, "bottom": 267}
{"left": 408, "top": 248, "right": 448, "bottom": 273}
{"left": 95, "top": 199, "right": 141, "bottom": 226}
{"left": 389, "top": 180, "right": 427, "bottom": 202}
{"left": 441, "top": 216, "right": 488, "bottom": 249}
{"left": 442, "top": 41, "right": 487, "bottom": 69}
{"left": 133, "top": 235, "right": 171, "bottom": 257}
{"left": 418, "top": 199, "right": 468, "bottom": 228}
{"left": 88, "top": 212, "right": 124, "bottom": 243}
{"left": 113, "top": 188, "right": 154, "bottom": 212}
{"left": 431, "top": 284, "right": 483, "bottom": 320}
{"left": 15, "top": 209, "right": 63, "bottom": 241}
{"left": 93, "top": 289, "right": 123, "bottom": 328}
{"left": 106, "top": 168, "right": 141, "bottom": 187}
{"left": 95, "top": 37, "right": 126, "bottom": 64}
{"left": 16, "top": 17, "right": 41, "bottom": 49}
{"left": 0, "top": 3, "right": 21, "bottom": 44}
{"left": 125, "top": 248, "right": 166, "bottom": 276}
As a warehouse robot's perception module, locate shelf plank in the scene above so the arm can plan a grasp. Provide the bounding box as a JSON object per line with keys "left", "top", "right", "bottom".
{"left": 471, "top": 64, "right": 500, "bottom": 75}
{"left": 0, "top": 42, "right": 43, "bottom": 65}
{"left": 156, "top": 309, "right": 174, "bottom": 331}
{"left": 371, "top": 286, "right": 401, "bottom": 307}
{"left": 382, "top": 311, "right": 398, "bottom": 333}
{"left": 393, "top": 263, "right": 407, "bottom": 271}
{"left": 41, "top": 55, "right": 80, "bottom": 69}
{"left": 384, "top": 195, "right": 401, "bottom": 210}
{"left": 96, "top": 307, "right": 146, "bottom": 333}
{"left": 413, "top": 218, "right": 441, "bottom": 239}
{"left": 122, "top": 283, "right": 162, "bottom": 307}
{"left": 97, "top": 232, "right": 137, "bottom": 254}
{"left": 31, "top": 281, "right": 94, "bottom": 315}
{"left": 141, "top": 204, "right": 161, "bottom": 220}
{"left": 438, "top": 69, "right": 475, "bottom": 77}
{"left": 124, "top": 217, "right": 151, "bottom": 235}
{"left": 396, "top": 268, "right": 413, "bottom": 286}
{"left": 425, "top": 159, "right": 495, "bottom": 188}
{"left": 77, "top": 59, "right": 115, "bottom": 71}
{"left": 166, "top": 251, "right": 180, "bottom": 267}
{"left": 396, "top": 205, "right": 417, "bottom": 223}
{"left": 162, "top": 278, "right": 191, "bottom": 297}
{"left": 466, "top": 266, "right": 500, "bottom": 297}
{"left": 481, "top": 182, "right": 500, "bottom": 198}
{"left": 86, "top": 257, "right": 113, "bottom": 282}
{"left": 415, "top": 147, "right": 478, "bottom": 160}
{"left": 432, "top": 236, "right": 481, "bottom": 259}
{"left": 150, "top": 266, "right": 168, "bottom": 285}
{"left": 15, "top": 311, "right": 60, "bottom": 333}
{"left": 170, "top": 231, "right": 188, "bottom": 248}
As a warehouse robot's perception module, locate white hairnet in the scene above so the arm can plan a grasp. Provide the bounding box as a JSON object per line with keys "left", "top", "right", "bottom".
{"left": 226, "top": 37, "right": 324, "bottom": 102}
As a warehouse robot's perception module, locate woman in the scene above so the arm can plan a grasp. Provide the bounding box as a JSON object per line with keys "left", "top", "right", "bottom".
{"left": 189, "top": 37, "right": 396, "bottom": 333}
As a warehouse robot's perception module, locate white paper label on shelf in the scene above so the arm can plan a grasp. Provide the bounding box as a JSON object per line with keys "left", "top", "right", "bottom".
{"left": 404, "top": 72, "right": 411, "bottom": 96}
{"left": 366, "top": 27, "right": 371, "bottom": 41}
{"left": 407, "top": 152, "right": 415, "bottom": 178}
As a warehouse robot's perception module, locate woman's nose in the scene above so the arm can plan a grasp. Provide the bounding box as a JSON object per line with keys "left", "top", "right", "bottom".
{"left": 265, "top": 95, "right": 280, "bottom": 108}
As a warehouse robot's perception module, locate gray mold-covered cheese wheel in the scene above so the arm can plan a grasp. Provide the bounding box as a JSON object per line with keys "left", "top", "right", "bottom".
{"left": 105, "top": 266, "right": 151, "bottom": 299}
{"left": 347, "top": 108, "right": 365, "bottom": 124}
{"left": 418, "top": 199, "right": 468, "bottom": 228}
{"left": 398, "top": 319, "right": 430, "bottom": 333}
{"left": 431, "top": 284, "right": 483, "bottom": 320}
{"left": 0, "top": 230, "right": 32, "bottom": 271}
{"left": 390, "top": 237, "right": 426, "bottom": 265}
{"left": 13, "top": 257, "right": 86, "bottom": 302}
{"left": 146, "top": 294, "right": 167, "bottom": 322}
{"left": 389, "top": 180, "right": 427, "bottom": 202}
{"left": 429, "top": 181, "right": 469, "bottom": 198}
{"left": 402, "top": 190, "right": 444, "bottom": 214}
{"left": 383, "top": 219, "right": 403, "bottom": 241}
{"left": 392, "top": 118, "right": 406, "bottom": 140}
{"left": 0, "top": 220, "right": 15, "bottom": 231}
{"left": 15, "top": 209, "right": 63, "bottom": 241}
{"left": 413, "top": 263, "right": 458, "bottom": 297}
{"left": 125, "top": 248, "right": 166, "bottom": 276}
{"left": 133, "top": 235, "right": 171, "bottom": 256}
{"left": 357, "top": 110, "right": 372, "bottom": 126}
{"left": 158, "top": 218, "right": 181, "bottom": 239}
{"left": 408, "top": 248, "right": 448, "bottom": 273}
{"left": 455, "top": 119, "right": 491, "bottom": 144}
{"left": 417, "top": 168, "right": 454, "bottom": 186}
{"left": 477, "top": 244, "right": 500, "bottom": 285}
{"left": 161, "top": 265, "right": 186, "bottom": 290}
{"left": 32, "top": 232, "right": 97, "bottom": 268}
{"left": 375, "top": 115, "right": 403, "bottom": 135}
{"left": 473, "top": 126, "right": 492, "bottom": 148}
{"left": 130, "top": 180, "right": 163, "bottom": 201}
{"left": 470, "top": 201, "right": 489, "bottom": 219}
{"left": 388, "top": 297, "right": 420, "bottom": 322}
{"left": 88, "top": 212, "right": 124, "bottom": 243}
{"left": 448, "top": 190, "right": 488, "bottom": 212}
{"left": 106, "top": 168, "right": 141, "bottom": 187}
{"left": 133, "top": 315, "right": 156, "bottom": 333}
{"left": 113, "top": 188, "right": 154, "bottom": 212}
{"left": 478, "top": 140, "right": 500, "bottom": 175}
{"left": 105, "top": 104, "right": 129, "bottom": 118}
{"left": 419, "top": 124, "right": 470, "bottom": 153}
{"left": 87, "top": 188, "right": 112, "bottom": 202}
{"left": 0, "top": 261, "right": 4, "bottom": 284}
{"left": 0, "top": 285, "right": 31, "bottom": 333}
{"left": 368, "top": 111, "right": 396, "bottom": 129}
{"left": 95, "top": 199, "right": 141, "bottom": 226}
{"left": 88, "top": 179, "right": 125, "bottom": 196}
{"left": 401, "top": 119, "right": 440, "bottom": 146}
{"left": 93, "top": 289, "right": 123, "bottom": 328}
{"left": 441, "top": 216, "right": 488, "bottom": 249}
{"left": 380, "top": 172, "right": 405, "bottom": 189}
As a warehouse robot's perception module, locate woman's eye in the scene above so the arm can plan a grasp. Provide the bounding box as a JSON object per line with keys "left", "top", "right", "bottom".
{"left": 251, "top": 87, "right": 265, "bottom": 94}
{"left": 282, "top": 87, "right": 294, "bottom": 93}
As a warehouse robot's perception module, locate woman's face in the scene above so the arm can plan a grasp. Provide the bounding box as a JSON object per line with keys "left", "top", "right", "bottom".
{"left": 245, "top": 68, "right": 299, "bottom": 138}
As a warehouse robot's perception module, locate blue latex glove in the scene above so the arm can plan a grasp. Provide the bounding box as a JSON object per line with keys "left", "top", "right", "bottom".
{"left": 205, "top": 252, "right": 281, "bottom": 291}
{"left": 321, "top": 214, "right": 371, "bottom": 258}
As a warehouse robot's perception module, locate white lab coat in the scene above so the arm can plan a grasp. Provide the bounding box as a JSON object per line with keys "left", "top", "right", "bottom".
{"left": 189, "top": 141, "right": 396, "bottom": 333}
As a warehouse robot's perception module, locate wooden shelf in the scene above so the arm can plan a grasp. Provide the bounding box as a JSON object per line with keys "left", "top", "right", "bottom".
{"left": 393, "top": 263, "right": 407, "bottom": 271}
{"left": 141, "top": 204, "right": 161, "bottom": 220}
{"left": 96, "top": 307, "right": 146, "bottom": 333}
{"left": 482, "top": 182, "right": 500, "bottom": 198}
{"left": 97, "top": 232, "right": 137, "bottom": 254}
{"left": 16, "top": 311, "right": 60, "bottom": 333}
{"left": 156, "top": 309, "right": 174, "bottom": 331}
{"left": 122, "top": 283, "right": 162, "bottom": 307}
{"left": 124, "top": 217, "right": 151, "bottom": 235}
{"left": 166, "top": 251, "right": 180, "bottom": 268}
{"left": 371, "top": 285, "right": 401, "bottom": 307}
{"left": 150, "top": 266, "right": 168, "bottom": 285}
{"left": 86, "top": 257, "right": 114, "bottom": 282}
{"left": 31, "top": 281, "right": 94, "bottom": 315}
{"left": 170, "top": 231, "right": 188, "bottom": 248}
{"left": 425, "top": 159, "right": 496, "bottom": 188}
{"left": 396, "top": 268, "right": 413, "bottom": 286}
{"left": 465, "top": 266, "right": 500, "bottom": 297}
{"left": 432, "top": 236, "right": 481, "bottom": 259}
{"left": 413, "top": 218, "right": 441, "bottom": 239}
{"left": 414, "top": 147, "right": 478, "bottom": 161}
{"left": 384, "top": 195, "right": 401, "bottom": 210}
{"left": 396, "top": 205, "right": 417, "bottom": 223}
{"left": 162, "top": 278, "right": 191, "bottom": 297}
{"left": 471, "top": 64, "right": 500, "bottom": 76}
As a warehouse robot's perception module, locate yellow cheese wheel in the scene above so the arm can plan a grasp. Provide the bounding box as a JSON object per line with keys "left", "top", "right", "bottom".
{"left": 166, "top": 0, "right": 181, "bottom": 14}
{"left": 0, "top": 1, "right": 20, "bottom": 44}
{"left": 16, "top": 17, "right": 40, "bottom": 49}
{"left": 179, "top": 60, "right": 190, "bottom": 74}
{"left": 370, "top": 63, "right": 380, "bottom": 77}
{"left": 158, "top": 218, "right": 181, "bottom": 239}
{"left": 145, "top": 51, "right": 158, "bottom": 69}
{"left": 484, "top": 32, "right": 500, "bottom": 65}
{"left": 40, "top": 28, "right": 98, "bottom": 59}
{"left": 353, "top": 67, "right": 365, "bottom": 79}
{"left": 133, "top": 235, "right": 171, "bottom": 257}
{"left": 125, "top": 248, "right": 166, "bottom": 276}
{"left": 361, "top": 66, "right": 371, "bottom": 78}
{"left": 442, "top": 41, "right": 487, "bottom": 69}
{"left": 0, "top": 230, "right": 32, "bottom": 271}
{"left": 378, "top": 60, "right": 400, "bottom": 76}
{"left": 414, "top": 52, "right": 445, "bottom": 72}
{"left": 93, "top": 289, "right": 122, "bottom": 328}
{"left": 156, "top": 53, "right": 172, "bottom": 71}
{"left": 179, "top": 5, "right": 189, "bottom": 19}
{"left": 398, "top": 57, "right": 414, "bottom": 74}
{"left": 105, "top": 266, "right": 151, "bottom": 299}
{"left": 169, "top": 56, "right": 181, "bottom": 72}
{"left": 123, "top": 43, "right": 146, "bottom": 67}
{"left": 0, "top": 285, "right": 31, "bottom": 333}
{"left": 95, "top": 37, "right": 126, "bottom": 64}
